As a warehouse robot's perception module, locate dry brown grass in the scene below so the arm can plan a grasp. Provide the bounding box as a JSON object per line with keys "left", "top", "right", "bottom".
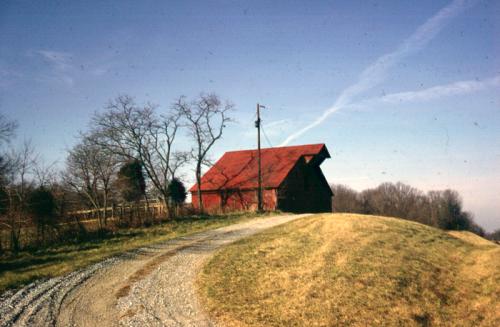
{"left": 447, "top": 230, "right": 496, "bottom": 246}
{"left": 198, "top": 213, "right": 500, "bottom": 327}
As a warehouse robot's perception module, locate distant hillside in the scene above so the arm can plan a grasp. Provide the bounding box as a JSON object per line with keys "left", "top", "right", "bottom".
{"left": 199, "top": 213, "right": 500, "bottom": 326}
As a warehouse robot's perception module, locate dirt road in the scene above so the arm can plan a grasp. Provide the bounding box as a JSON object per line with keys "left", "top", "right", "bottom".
{"left": 0, "top": 214, "right": 309, "bottom": 327}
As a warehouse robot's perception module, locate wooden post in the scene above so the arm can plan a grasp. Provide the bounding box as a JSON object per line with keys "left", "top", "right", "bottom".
{"left": 256, "top": 103, "right": 263, "bottom": 212}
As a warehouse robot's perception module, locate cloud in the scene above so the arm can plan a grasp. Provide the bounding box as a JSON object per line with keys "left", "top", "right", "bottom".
{"left": 380, "top": 75, "right": 500, "bottom": 103}
{"left": 36, "top": 50, "right": 75, "bottom": 86}
{"left": 33, "top": 49, "right": 115, "bottom": 85}
{"left": 280, "top": 0, "right": 478, "bottom": 146}
{"left": 37, "top": 50, "right": 73, "bottom": 71}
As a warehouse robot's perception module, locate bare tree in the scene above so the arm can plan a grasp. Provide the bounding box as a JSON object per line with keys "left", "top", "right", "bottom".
{"left": 330, "top": 184, "right": 363, "bottom": 213}
{"left": 2, "top": 140, "right": 37, "bottom": 251}
{"left": 33, "top": 159, "right": 58, "bottom": 188}
{"left": 64, "top": 133, "right": 119, "bottom": 229}
{"left": 10, "top": 140, "right": 37, "bottom": 209}
{"left": 0, "top": 114, "right": 18, "bottom": 145}
{"left": 91, "top": 95, "right": 188, "bottom": 214}
{"left": 0, "top": 114, "right": 18, "bottom": 187}
{"left": 175, "top": 93, "right": 233, "bottom": 212}
{"left": 488, "top": 229, "right": 500, "bottom": 241}
{"left": 359, "top": 182, "right": 423, "bottom": 220}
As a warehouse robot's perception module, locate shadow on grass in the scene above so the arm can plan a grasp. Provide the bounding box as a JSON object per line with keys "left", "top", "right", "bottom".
{"left": 0, "top": 254, "right": 73, "bottom": 273}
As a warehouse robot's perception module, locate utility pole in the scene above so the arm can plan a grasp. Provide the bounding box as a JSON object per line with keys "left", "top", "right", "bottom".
{"left": 255, "top": 103, "right": 265, "bottom": 212}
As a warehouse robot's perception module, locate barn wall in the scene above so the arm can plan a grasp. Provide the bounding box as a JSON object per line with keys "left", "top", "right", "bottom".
{"left": 191, "top": 189, "right": 277, "bottom": 213}
{"left": 191, "top": 192, "right": 220, "bottom": 212}
{"left": 222, "top": 189, "right": 277, "bottom": 212}
{"left": 277, "top": 159, "right": 332, "bottom": 213}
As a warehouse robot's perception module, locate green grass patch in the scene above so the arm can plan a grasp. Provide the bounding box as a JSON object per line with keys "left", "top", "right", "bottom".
{"left": 199, "top": 213, "right": 500, "bottom": 326}
{"left": 0, "top": 211, "right": 277, "bottom": 293}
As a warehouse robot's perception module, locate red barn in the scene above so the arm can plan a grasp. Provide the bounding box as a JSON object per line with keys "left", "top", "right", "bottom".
{"left": 189, "top": 143, "right": 332, "bottom": 213}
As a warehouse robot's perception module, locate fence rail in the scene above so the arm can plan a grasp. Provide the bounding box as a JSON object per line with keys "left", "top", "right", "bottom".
{"left": 69, "top": 201, "right": 167, "bottom": 219}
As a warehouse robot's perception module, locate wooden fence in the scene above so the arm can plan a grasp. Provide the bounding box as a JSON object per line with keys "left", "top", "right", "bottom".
{"left": 70, "top": 200, "right": 167, "bottom": 221}
{"left": 0, "top": 200, "right": 194, "bottom": 251}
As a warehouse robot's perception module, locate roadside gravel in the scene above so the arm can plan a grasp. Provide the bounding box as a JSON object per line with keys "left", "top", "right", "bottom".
{"left": 0, "top": 213, "right": 309, "bottom": 327}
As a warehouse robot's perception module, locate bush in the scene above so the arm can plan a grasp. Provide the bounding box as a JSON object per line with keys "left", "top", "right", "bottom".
{"left": 168, "top": 178, "right": 187, "bottom": 206}
{"left": 116, "top": 159, "right": 146, "bottom": 203}
{"left": 167, "top": 178, "right": 187, "bottom": 217}
{"left": 26, "top": 187, "right": 57, "bottom": 242}
{"left": 0, "top": 187, "right": 8, "bottom": 215}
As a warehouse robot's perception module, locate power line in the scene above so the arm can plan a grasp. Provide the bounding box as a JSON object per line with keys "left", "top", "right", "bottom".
{"left": 261, "top": 124, "right": 273, "bottom": 148}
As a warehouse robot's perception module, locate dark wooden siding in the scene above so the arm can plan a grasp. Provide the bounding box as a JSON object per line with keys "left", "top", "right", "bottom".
{"left": 277, "top": 158, "right": 332, "bottom": 213}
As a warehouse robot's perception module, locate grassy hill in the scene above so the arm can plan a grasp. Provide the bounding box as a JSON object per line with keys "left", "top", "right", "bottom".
{"left": 198, "top": 213, "right": 500, "bottom": 326}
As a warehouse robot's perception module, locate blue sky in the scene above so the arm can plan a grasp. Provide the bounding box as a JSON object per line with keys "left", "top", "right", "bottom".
{"left": 1, "top": 0, "right": 499, "bottom": 230}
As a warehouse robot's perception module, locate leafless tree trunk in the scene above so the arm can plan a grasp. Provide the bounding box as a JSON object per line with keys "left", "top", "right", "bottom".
{"left": 175, "top": 93, "right": 233, "bottom": 213}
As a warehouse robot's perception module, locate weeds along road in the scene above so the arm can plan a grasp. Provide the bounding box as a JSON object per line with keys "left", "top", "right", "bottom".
{"left": 0, "top": 213, "right": 310, "bottom": 327}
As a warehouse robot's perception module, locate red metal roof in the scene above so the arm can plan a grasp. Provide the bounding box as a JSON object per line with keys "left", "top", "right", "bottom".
{"left": 189, "top": 143, "right": 330, "bottom": 192}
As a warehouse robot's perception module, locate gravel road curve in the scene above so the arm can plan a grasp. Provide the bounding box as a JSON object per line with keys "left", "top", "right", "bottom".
{"left": 0, "top": 214, "right": 309, "bottom": 327}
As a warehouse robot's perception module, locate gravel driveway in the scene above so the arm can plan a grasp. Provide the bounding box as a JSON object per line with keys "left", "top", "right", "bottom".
{"left": 0, "top": 213, "right": 309, "bottom": 327}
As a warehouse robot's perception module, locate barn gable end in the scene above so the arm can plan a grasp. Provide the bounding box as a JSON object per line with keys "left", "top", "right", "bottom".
{"left": 277, "top": 157, "right": 332, "bottom": 212}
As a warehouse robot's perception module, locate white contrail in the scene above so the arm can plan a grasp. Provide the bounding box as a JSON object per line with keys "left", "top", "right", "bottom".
{"left": 380, "top": 75, "right": 500, "bottom": 103}
{"left": 280, "top": 0, "right": 477, "bottom": 146}
{"left": 343, "top": 74, "right": 500, "bottom": 110}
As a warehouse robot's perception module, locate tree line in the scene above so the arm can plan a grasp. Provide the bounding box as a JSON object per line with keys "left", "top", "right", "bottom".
{"left": 0, "top": 93, "right": 233, "bottom": 252}
{"left": 330, "top": 182, "right": 498, "bottom": 238}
